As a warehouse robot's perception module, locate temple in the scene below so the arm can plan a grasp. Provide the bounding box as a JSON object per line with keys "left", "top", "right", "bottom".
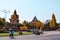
{"left": 30, "top": 16, "right": 38, "bottom": 26}
{"left": 31, "top": 16, "right": 43, "bottom": 32}
{"left": 9, "top": 10, "right": 19, "bottom": 31}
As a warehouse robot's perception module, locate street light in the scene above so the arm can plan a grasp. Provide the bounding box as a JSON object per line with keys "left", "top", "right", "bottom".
{"left": 0, "top": 9, "right": 10, "bottom": 27}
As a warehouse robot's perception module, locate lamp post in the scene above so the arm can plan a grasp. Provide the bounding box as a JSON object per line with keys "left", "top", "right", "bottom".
{"left": 0, "top": 9, "right": 10, "bottom": 27}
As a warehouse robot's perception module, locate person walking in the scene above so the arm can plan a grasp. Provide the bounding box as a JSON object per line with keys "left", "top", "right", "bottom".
{"left": 9, "top": 28, "right": 14, "bottom": 39}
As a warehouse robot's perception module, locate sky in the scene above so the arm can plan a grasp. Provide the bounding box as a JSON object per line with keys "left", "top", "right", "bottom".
{"left": 0, "top": 0, "right": 60, "bottom": 23}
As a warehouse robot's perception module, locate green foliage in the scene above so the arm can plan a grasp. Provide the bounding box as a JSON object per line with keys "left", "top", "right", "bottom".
{"left": 27, "top": 23, "right": 36, "bottom": 29}
{"left": 43, "top": 22, "right": 50, "bottom": 31}
{"left": 0, "top": 21, "right": 4, "bottom": 29}
{"left": 50, "top": 13, "right": 57, "bottom": 29}
{"left": 0, "top": 29, "right": 8, "bottom": 33}
{"left": 0, "top": 21, "right": 4, "bottom": 26}
{"left": 50, "top": 13, "right": 56, "bottom": 28}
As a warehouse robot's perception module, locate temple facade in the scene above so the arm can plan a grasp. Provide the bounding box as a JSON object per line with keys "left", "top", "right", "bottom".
{"left": 9, "top": 10, "right": 19, "bottom": 31}
{"left": 30, "top": 16, "right": 38, "bottom": 26}
{"left": 30, "top": 16, "right": 43, "bottom": 32}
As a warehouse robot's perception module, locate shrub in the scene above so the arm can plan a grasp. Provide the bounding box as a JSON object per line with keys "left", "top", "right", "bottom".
{"left": 0, "top": 29, "right": 8, "bottom": 33}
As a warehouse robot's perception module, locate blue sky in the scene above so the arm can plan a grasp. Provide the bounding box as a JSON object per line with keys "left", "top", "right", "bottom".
{"left": 0, "top": 0, "right": 60, "bottom": 23}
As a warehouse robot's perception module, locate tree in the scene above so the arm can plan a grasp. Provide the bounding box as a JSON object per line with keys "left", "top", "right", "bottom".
{"left": 43, "top": 22, "right": 50, "bottom": 31}
{"left": 0, "top": 18, "right": 5, "bottom": 27}
{"left": 36, "top": 20, "right": 42, "bottom": 28}
{"left": 50, "top": 13, "right": 57, "bottom": 30}
{"left": 0, "top": 21, "right": 4, "bottom": 29}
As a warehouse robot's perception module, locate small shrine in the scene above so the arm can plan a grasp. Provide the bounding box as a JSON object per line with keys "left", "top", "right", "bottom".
{"left": 20, "top": 21, "right": 28, "bottom": 31}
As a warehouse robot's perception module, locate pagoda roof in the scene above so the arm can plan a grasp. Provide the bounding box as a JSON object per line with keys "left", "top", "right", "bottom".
{"left": 32, "top": 16, "right": 38, "bottom": 22}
